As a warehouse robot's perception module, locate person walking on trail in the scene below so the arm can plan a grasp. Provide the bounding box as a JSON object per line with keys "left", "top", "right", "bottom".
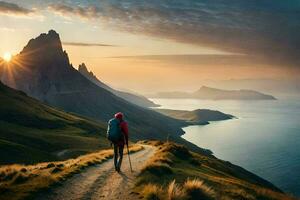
{"left": 107, "top": 112, "right": 129, "bottom": 172}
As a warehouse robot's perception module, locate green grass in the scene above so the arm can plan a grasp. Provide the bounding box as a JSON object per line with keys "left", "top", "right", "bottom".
{"left": 135, "top": 141, "right": 296, "bottom": 200}
{"left": 0, "top": 82, "right": 109, "bottom": 165}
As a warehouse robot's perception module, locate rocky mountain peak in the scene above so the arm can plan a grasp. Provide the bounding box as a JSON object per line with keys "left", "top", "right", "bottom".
{"left": 78, "top": 63, "right": 97, "bottom": 80}
{"left": 78, "top": 63, "right": 88, "bottom": 73}
{"left": 21, "top": 30, "right": 63, "bottom": 55}
{"left": 16, "top": 30, "right": 70, "bottom": 73}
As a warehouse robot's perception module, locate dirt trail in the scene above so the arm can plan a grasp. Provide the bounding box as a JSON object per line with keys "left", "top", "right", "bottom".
{"left": 35, "top": 145, "right": 155, "bottom": 200}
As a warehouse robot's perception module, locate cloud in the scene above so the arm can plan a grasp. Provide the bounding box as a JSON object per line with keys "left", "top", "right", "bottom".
{"left": 110, "top": 54, "right": 271, "bottom": 67}
{"left": 0, "top": 1, "right": 33, "bottom": 16}
{"left": 63, "top": 42, "right": 116, "bottom": 47}
{"left": 47, "top": 1, "right": 300, "bottom": 67}
{"left": 48, "top": 3, "right": 100, "bottom": 20}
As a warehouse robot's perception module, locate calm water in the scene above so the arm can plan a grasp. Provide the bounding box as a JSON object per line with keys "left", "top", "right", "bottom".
{"left": 151, "top": 98, "right": 300, "bottom": 196}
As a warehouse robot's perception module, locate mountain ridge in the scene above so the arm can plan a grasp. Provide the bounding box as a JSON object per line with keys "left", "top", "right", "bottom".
{"left": 78, "top": 63, "right": 159, "bottom": 108}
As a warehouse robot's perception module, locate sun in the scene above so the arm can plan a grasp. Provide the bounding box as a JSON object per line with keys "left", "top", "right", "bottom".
{"left": 3, "top": 52, "right": 12, "bottom": 62}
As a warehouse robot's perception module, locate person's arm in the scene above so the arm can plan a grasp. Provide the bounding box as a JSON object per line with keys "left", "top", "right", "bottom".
{"left": 121, "top": 121, "right": 129, "bottom": 145}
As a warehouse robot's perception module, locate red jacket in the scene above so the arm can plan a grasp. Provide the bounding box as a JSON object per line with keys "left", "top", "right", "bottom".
{"left": 114, "top": 112, "right": 129, "bottom": 147}
{"left": 117, "top": 120, "right": 128, "bottom": 147}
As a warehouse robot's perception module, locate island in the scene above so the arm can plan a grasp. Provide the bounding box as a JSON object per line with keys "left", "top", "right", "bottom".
{"left": 149, "top": 86, "right": 277, "bottom": 100}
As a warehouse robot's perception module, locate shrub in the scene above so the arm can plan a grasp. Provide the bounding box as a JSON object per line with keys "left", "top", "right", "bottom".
{"left": 1, "top": 169, "right": 18, "bottom": 181}
{"left": 20, "top": 168, "right": 27, "bottom": 173}
{"left": 161, "top": 143, "right": 191, "bottom": 159}
{"left": 56, "top": 164, "right": 64, "bottom": 168}
{"left": 183, "top": 179, "right": 215, "bottom": 200}
{"left": 51, "top": 167, "right": 63, "bottom": 173}
{"left": 13, "top": 173, "right": 29, "bottom": 184}
{"left": 141, "top": 163, "right": 173, "bottom": 176}
{"left": 46, "top": 163, "right": 55, "bottom": 168}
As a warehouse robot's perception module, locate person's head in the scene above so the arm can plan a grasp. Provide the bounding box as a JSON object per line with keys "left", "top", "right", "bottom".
{"left": 114, "top": 112, "right": 124, "bottom": 121}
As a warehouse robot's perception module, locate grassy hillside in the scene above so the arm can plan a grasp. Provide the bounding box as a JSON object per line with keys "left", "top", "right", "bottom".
{"left": 135, "top": 141, "right": 296, "bottom": 200}
{"left": 156, "top": 109, "right": 234, "bottom": 125}
{"left": 0, "top": 144, "right": 143, "bottom": 200}
{"left": 0, "top": 81, "right": 109, "bottom": 165}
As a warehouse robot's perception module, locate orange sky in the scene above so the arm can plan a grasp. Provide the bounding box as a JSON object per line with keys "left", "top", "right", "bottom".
{"left": 1, "top": 1, "right": 299, "bottom": 93}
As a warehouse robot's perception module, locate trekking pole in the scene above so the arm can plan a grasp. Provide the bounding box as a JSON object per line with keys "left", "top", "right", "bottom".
{"left": 126, "top": 143, "right": 133, "bottom": 172}
{"left": 124, "top": 135, "right": 133, "bottom": 172}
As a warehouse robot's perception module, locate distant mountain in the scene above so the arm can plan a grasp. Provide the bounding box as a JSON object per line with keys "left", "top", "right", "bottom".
{"left": 78, "top": 63, "right": 159, "bottom": 108}
{"left": 205, "top": 78, "right": 300, "bottom": 97}
{"left": 0, "top": 30, "right": 208, "bottom": 154}
{"left": 150, "top": 86, "right": 276, "bottom": 100}
{"left": 156, "top": 109, "right": 234, "bottom": 125}
{"left": 0, "top": 81, "right": 109, "bottom": 165}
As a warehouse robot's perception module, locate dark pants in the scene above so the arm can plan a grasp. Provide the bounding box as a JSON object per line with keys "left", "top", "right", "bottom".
{"left": 113, "top": 144, "right": 124, "bottom": 171}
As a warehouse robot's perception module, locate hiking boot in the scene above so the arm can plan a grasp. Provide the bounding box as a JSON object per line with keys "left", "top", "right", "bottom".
{"left": 117, "top": 166, "right": 121, "bottom": 173}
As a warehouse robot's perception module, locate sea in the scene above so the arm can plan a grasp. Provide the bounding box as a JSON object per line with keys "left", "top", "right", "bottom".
{"left": 150, "top": 97, "right": 300, "bottom": 196}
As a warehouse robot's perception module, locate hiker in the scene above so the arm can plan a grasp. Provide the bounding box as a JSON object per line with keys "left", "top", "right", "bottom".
{"left": 107, "top": 112, "right": 129, "bottom": 172}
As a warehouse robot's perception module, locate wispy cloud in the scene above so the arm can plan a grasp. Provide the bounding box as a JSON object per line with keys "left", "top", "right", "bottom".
{"left": 110, "top": 54, "right": 266, "bottom": 67}
{"left": 48, "top": 3, "right": 100, "bottom": 20}
{"left": 35, "top": 1, "right": 300, "bottom": 68}
{"left": 63, "top": 42, "right": 116, "bottom": 47}
{"left": 0, "top": 1, "right": 34, "bottom": 16}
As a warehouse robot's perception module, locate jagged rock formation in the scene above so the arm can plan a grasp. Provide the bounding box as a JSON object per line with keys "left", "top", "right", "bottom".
{"left": 78, "top": 63, "right": 159, "bottom": 108}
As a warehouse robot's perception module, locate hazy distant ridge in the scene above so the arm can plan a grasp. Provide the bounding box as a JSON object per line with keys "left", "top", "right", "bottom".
{"left": 150, "top": 86, "right": 276, "bottom": 100}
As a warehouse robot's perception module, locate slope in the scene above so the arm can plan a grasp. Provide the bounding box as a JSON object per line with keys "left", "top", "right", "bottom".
{"left": 0, "top": 81, "right": 109, "bottom": 165}
{"left": 137, "top": 141, "right": 296, "bottom": 200}
{"left": 78, "top": 63, "right": 159, "bottom": 108}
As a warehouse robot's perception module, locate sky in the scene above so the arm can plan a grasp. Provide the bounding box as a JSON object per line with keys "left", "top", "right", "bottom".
{"left": 0, "top": 0, "right": 299, "bottom": 93}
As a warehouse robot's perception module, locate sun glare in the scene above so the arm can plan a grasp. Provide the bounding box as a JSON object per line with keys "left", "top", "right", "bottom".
{"left": 3, "top": 52, "right": 12, "bottom": 62}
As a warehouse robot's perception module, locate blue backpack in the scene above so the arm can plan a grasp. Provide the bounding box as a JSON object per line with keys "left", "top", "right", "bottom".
{"left": 107, "top": 118, "right": 122, "bottom": 142}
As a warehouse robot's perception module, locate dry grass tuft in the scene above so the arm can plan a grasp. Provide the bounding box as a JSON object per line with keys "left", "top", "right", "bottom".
{"left": 183, "top": 179, "right": 215, "bottom": 200}
{"left": 167, "top": 180, "right": 186, "bottom": 200}
{"left": 136, "top": 141, "right": 297, "bottom": 200}
{"left": 141, "top": 162, "right": 173, "bottom": 176}
{"left": 143, "top": 183, "right": 163, "bottom": 200}
{"left": 160, "top": 142, "right": 191, "bottom": 159}
{"left": 0, "top": 144, "right": 143, "bottom": 200}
